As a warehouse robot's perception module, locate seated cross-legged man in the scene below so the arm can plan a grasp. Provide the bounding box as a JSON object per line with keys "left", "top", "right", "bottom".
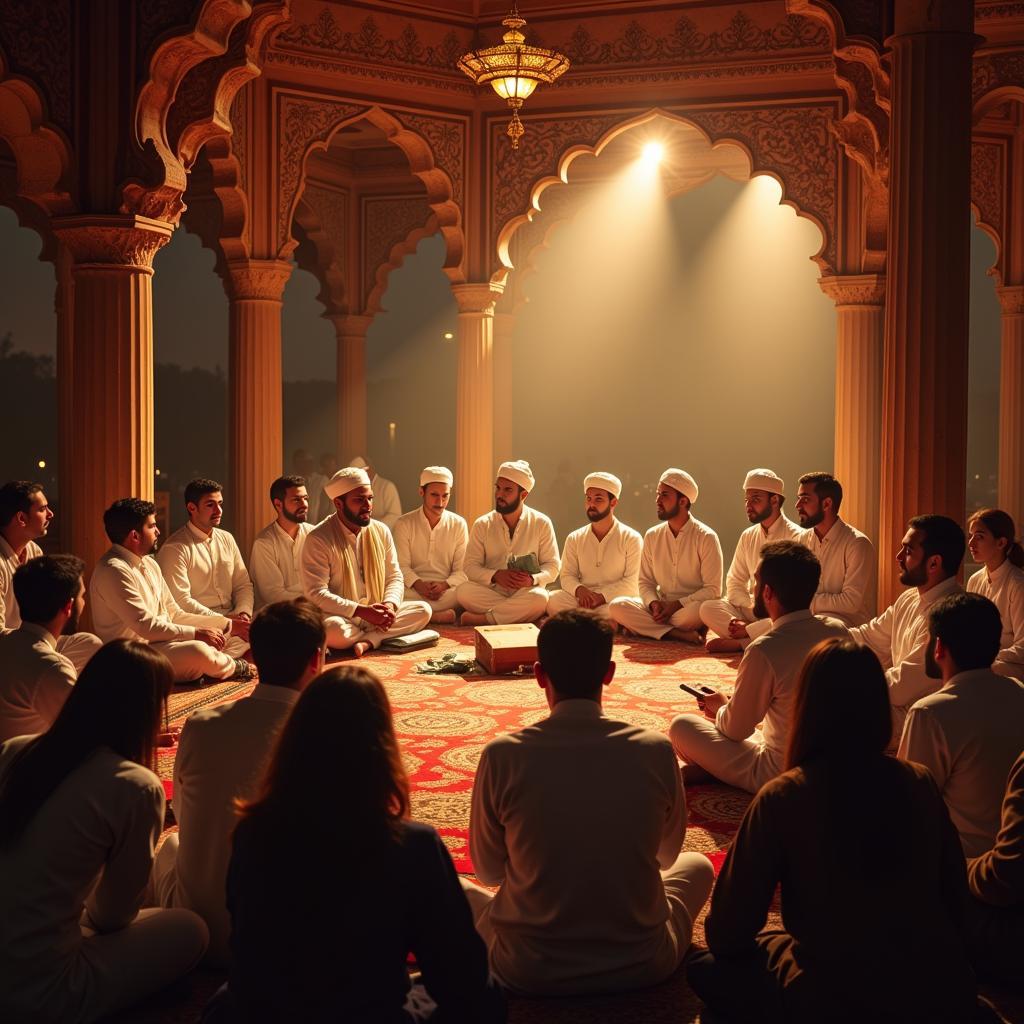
{"left": 671, "top": 542, "right": 848, "bottom": 793}
{"left": 547, "top": 472, "right": 642, "bottom": 619}
{"left": 457, "top": 461, "right": 560, "bottom": 627}
{"left": 300, "top": 467, "right": 430, "bottom": 656}
{"left": 700, "top": 468, "right": 800, "bottom": 653}
{"left": 249, "top": 475, "right": 313, "bottom": 610}
{"left": 90, "top": 499, "right": 252, "bottom": 684}
{"left": 0, "top": 479, "right": 101, "bottom": 672}
{"left": 392, "top": 466, "right": 469, "bottom": 625}
{"left": 0, "top": 555, "right": 86, "bottom": 743}
{"left": 608, "top": 469, "right": 722, "bottom": 644}
{"left": 156, "top": 478, "right": 254, "bottom": 658}
{"left": 154, "top": 599, "right": 325, "bottom": 966}
{"left": 462, "top": 610, "right": 714, "bottom": 996}
{"left": 898, "top": 592, "right": 1024, "bottom": 858}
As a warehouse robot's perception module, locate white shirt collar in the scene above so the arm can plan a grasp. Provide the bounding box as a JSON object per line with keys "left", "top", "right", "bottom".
{"left": 18, "top": 621, "right": 57, "bottom": 649}
{"left": 186, "top": 521, "right": 214, "bottom": 544}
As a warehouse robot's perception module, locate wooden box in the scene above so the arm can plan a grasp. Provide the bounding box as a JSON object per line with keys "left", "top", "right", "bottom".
{"left": 474, "top": 623, "right": 540, "bottom": 675}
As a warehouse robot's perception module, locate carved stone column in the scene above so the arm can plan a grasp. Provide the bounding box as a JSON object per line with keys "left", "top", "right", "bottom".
{"left": 819, "top": 274, "right": 885, "bottom": 544}
{"left": 998, "top": 285, "right": 1024, "bottom": 522}
{"left": 877, "top": 1, "right": 975, "bottom": 606}
{"left": 452, "top": 283, "right": 504, "bottom": 524}
{"left": 328, "top": 313, "right": 373, "bottom": 462}
{"left": 492, "top": 312, "right": 515, "bottom": 465}
{"left": 52, "top": 215, "right": 173, "bottom": 572}
{"left": 226, "top": 259, "right": 292, "bottom": 557}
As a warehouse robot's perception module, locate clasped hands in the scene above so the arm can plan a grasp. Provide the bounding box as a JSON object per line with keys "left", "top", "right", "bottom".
{"left": 357, "top": 602, "right": 398, "bottom": 629}
{"left": 648, "top": 598, "right": 682, "bottom": 624}
{"left": 413, "top": 580, "right": 450, "bottom": 601}
{"left": 492, "top": 568, "right": 534, "bottom": 591}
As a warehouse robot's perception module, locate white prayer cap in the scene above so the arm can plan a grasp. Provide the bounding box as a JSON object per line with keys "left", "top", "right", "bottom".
{"left": 324, "top": 467, "right": 371, "bottom": 500}
{"left": 659, "top": 468, "right": 699, "bottom": 504}
{"left": 420, "top": 466, "right": 453, "bottom": 487}
{"left": 584, "top": 471, "right": 621, "bottom": 498}
{"left": 349, "top": 455, "right": 368, "bottom": 469}
{"left": 743, "top": 468, "right": 785, "bottom": 496}
{"left": 497, "top": 460, "right": 535, "bottom": 492}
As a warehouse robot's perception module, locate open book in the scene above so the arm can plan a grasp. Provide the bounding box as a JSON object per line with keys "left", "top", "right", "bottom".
{"left": 380, "top": 629, "right": 441, "bottom": 651}
{"left": 507, "top": 552, "right": 542, "bottom": 574}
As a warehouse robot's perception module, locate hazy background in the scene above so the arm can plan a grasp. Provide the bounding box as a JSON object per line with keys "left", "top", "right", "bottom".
{"left": 0, "top": 173, "right": 1001, "bottom": 559}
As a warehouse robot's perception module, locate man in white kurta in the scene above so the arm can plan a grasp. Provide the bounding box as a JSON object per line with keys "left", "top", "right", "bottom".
{"left": 249, "top": 475, "right": 314, "bottom": 609}
{"left": 461, "top": 611, "right": 714, "bottom": 996}
{"left": 671, "top": 542, "right": 849, "bottom": 792}
{"left": 850, "top": 513, "right": 965, "bottom": 738}
{"left": 350, "top": 456, "right": 402, "bottom": 528}
{"left": 700, "top": 469, "right": 800, "bottom": 652}
{"left": 457, "top": 460, "right": 560, "bottom": 626}
{"left": 609, "top": 469, "right": 722, "bottom": 643}
{"left": 966, "top": 535, "right": 1024, "bottom": 677}
{"left": 0, "top": 480, "right": 101, "bottom": 672}
{"left": 547, "top": 471, "right": 642, "bottom": 619}
{"left": 392, "top": 466, "right": 468, "bottom": 624}
{"left": 156, "top": 479, "right": 253, "bottom": 658}
{"left": 898, "top": 592, "right": 1024, "bottom": 858}
{"left": 90, "top": 498, "right": 247, "bottom": 683}
{"left": 0, "top": 554, "right": 84, "bottom": 743}
{"left": 300, "top": 467, "right": 430, "bottom": 653}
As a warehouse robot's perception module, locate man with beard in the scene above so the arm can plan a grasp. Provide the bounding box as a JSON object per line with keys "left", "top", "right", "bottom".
{"left": 157, "top": 478, "right": 253, "bottom": 657}
{"left": 669, "top": 541, "right": 848, "bottom": 792}
{"left": 608, "top": 469, "right": 722, "bottom": 643}
{"left": 547, "top": 472, "right": 642, "bottom": 619}
{"left": 349, "top": 456, "right": 402, "bottom": 529}
{"left": 392, "top": 466, "right": 468, "bottom": 625}
{"left": 0, "top": 555, "right": 88, "bottom": 742}
{"left": 699, "top": 469, "right": 800, "bottom": 653}
{"left": 457, "top": 460, "right": 560, "bottom": 626}
{"left": 250, "top": 475, "right": 314, "bottom": 609}
{"left": 90, "top": 498, "right": 250, "bottom": 683}
{"left": 850, "top": 513, "right": 965, "bottom": 738}
{"left": 300, "top": 466, "right": 430, "bottom": 654}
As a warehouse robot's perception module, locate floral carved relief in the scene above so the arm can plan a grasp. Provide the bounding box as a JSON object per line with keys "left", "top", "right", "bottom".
{"left": 229, "top": 88, "right": 248, "bottom": 196}
{"left": 971, "top": 140, "right": 1005, "bottom": 256}
{"left": 0, "top": 0, "right": 72, "bottom": 134}
{"left": 54, "top": 219, "right": 174, "bottom": 269}
{"left": 361, "top": 195, "right": 433, "bottom": 308}
{"left": 303, "top": 183, "right": 348, "bottom": 257}
{"left": 973, "top": 53, "right": 1024, "bottom": 104}
{"left": 394, "top": 111, "right": 466, "bottom": 209}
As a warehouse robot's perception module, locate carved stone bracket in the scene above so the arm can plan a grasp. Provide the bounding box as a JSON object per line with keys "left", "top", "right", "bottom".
{"left": 53, "top": 215, "right": 174, "bottom": 270}
{"left": 818, "top": 272, "right": 886, "bottom": 306}
{"left": 997, "top": 284, "right": 1024, "bottom": 315}
{"left": 226, "top": 258, "right": 293, "bottom": 301}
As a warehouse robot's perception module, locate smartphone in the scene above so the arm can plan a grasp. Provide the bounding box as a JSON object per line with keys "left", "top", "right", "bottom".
{"left": 679, "top": 682, "right": 717, "bottom": 699}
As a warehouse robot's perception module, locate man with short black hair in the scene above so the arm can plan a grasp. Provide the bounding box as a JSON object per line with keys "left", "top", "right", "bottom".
{"left": 671, "top": 541, "right": 849, "bottom": 793}
{"left": 851, "top": 513, "right": 965, "bottom": 736}
{"left": 0, "top": 480, "right": 100, "bottom": 672}
{"left": 0, "top": 555, "right": 94, "bottom": 741}
{"left": 156, "top": 598, "right": 326, "bottom": 965}
{"left": 463, "top": 610, "right": 714, "bottom": 996}
{"left": 157, "top": 478, "right": 253, "bottom": 656}
{"left": 90, "top": 498, "right": 251, "bottom": 683}
{"left": 250, "top": 475, "right": 313, "bottom": 609}
{"left": 899, "top": 592, "right": 1024, "bottom": 857}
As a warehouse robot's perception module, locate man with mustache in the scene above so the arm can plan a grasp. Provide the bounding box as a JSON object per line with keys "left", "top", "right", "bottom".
{"left": 249, "top": 475, "right": 314, "bottom": 609}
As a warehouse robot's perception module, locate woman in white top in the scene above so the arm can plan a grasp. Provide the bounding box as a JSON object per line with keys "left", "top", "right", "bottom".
{"left": 0, "top": 640, "right": 208, "bottom": 1023}
{"left": 966, "top": 508, "right": 1024, "bottom": 677}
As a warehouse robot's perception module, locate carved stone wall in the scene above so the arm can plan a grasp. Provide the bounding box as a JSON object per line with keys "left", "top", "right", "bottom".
{"left": 393, "top": 110, "right": 466, "bottom": 209}
{"left": 0, "top": 0, "right": 72, "bottom": 134}
{"left": 972, "top": 138, "right": 1006, "bottom": 269}
{"left": 361, "top": 194, "right": 434, "bottom": 309}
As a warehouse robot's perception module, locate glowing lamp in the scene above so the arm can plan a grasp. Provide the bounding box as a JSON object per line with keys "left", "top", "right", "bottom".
{"left": 642, "top": 142, "right": 665, "bottom": 166}
{"left": 458, "top": 7, "right": 570, "bottom": 149}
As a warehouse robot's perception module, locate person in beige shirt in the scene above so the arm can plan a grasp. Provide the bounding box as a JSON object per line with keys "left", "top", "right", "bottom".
{"left": 155, "top": 599, "right": 325, "bottom": 966}
{"left": 899, "top": 592, "right": 1024, "bottom": 858}
{"left": 250, "top": 475, "right": 314, "bottom": 609}
{"left": 0, "top": 555, "right": 87, "bottom": 743}
{"left": 462, "top": 610, "right": 714, "bottom": 996}
{"left": 156, "top": 478, "right": 253, "bottom": 657}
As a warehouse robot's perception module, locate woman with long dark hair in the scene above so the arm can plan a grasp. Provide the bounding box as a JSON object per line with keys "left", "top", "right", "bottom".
{"left": 967, "top": 507, "right": 1024, "bottom": 676}
{"left": 687, "top": 638, "right": 977, "bottom": 1023}
{"left": 216, "top": 665, "right": 503, "bottom": 1022}
{"left": 0, "top": 639, "right": 208, "bottom": 1023}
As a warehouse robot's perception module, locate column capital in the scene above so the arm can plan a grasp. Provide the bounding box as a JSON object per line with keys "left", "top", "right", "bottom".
{"left": 996, "top": 285, "right": 1024, "bottom": 316}
{"left": 226, "top": 259, "right": 293, "bottom": 302}
{"left": 452, "top": 282, "right": 505, "bottom": 316}
{"left": 52, "top": 215, "right": 173, "bottom": 270}
{"left": 818, "top": 273, "right": 886, "bottom": 307}
{"left": 327, "top": 313, "right": 374, "bottom": 341}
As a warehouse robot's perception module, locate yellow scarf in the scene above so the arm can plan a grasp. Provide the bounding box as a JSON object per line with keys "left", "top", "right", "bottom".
{"left": 338, "top": 520, "right": 387, "bottom": 606}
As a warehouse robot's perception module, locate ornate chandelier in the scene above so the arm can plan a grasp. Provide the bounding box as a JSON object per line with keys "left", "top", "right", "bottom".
{"left": 458, "top": 7, "right": 570, "bottom": 150}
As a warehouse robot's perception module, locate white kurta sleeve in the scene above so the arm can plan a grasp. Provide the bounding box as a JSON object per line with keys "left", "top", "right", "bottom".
{"left": 300, "top": 528, "right": 359, "bottom": 619}
{"left": 716, "top": 645, "right": 773, "bottom": 742}
{"left": 376, "top": 479, "right": 402, "bottom": 529}
{"left": 249, "top": 536, "right": 292, "bottom": 607}
{"left": 98, "top": 563, "right": 196, "bottom": 642}
{"left": 381, "top": 528, "right": 406, "bottom": 607}
{"left": 558, "top": 533, "right": 583, "bottom": 596}
{"left": 724, "top": 536, "right": 753, "bottom": 611}
{"left": 532, "top": 517, "right": 561, "bottom": 588}
{"left": 464, "top": 519, "right": 495, "bottom": 586}
{"left": 639, "top": 535, "right": 660, "bottom": 607}
{"left": 897, "top": 705, "right": 950, "bottom": 790}
{"left": 157, "top": 542, "right": 218, "bottom": 617}
{"left": 600, "top": 530, "right": 643, "bottom": 603}
{"left": 392, "top": 516, "right": 420, "bottom": 588}
{"left": 468, "top": 745, "right": 508, "bottom": 887}
{"left": 994, "top": 574, "right": 1024, "bottom": 677}
{"left": 445, "top": 518, "right": 469, "bottom": 588}
{"left": 810, "top": 533, "right": 873, "bottom": 622}
{"left": 683, "top": 529, "right": 723, "bottom": 607}
{"left": 33, "top": 656, "right": 76, "bottom": 727}
{"left": 849, "top": 604, "right": 896, "bottom": 669}
{"left": 228, "top": 535, "right": 254, "bottom": 616}
{"left": 160, "top": 574, "right": 230, "bottom": 632}
{"left": 883, "top": 618, "right": 934, "bottom": 711}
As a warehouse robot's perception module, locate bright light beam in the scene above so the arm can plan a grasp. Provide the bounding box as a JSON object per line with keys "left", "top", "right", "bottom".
{"left": 641, "top": 142, "right": 664, "bottom": 168}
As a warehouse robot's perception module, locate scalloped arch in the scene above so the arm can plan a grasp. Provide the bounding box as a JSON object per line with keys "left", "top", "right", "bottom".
{"left": 363, "top": 213, "right": 440, "bottom": 317}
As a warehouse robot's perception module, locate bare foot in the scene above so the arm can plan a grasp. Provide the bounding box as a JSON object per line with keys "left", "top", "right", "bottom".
{"left": 666, "top": 627, "right": 704, "bottom": 644}
{"left": 431, "top": 610, "right": 457, "bottom": 625}
{"left": 681, "top": 761, "right": 717, "bottom": 785}
{"left": 705, "top": 636, "right": 743, "bottom": 654}
{"left": 352, "top": 641, "right": 372, "bottom": 658}
{"left": 460, "top": 612, "right": 489, "bottom": 627}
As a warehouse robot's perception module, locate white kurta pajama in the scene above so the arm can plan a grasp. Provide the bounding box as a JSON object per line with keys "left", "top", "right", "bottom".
{"left": 371, "top": 473, "right": 403, "bottom": 529}
{"left": 0, "top": 535, "right": 101, "bottom": 672}
{"left": 609, "top": 517, "right": 723, "bottom": 637}
{"left": 89, "top": 545, "right": 238, "bottom": 682}
{"left": 456, "top": 507, "right": 560, "bottom": 624}
{"left": 392, "top": 507, "right": 469, "bottom": 616}
{"left": 547, "top": 518, "right": 643, "bottom": 618}
{"left": 699, "top": 515, "right": 801, "bottom": 640}
{"left": 156, "top": 523, "right": 254, "bottom": 658}
{"left": 249, "top": 520, "right": 313, "bottom": 609}
{"left": 967, "top": 560, "right": 1024, "bottom": 677}
{"left": 300, "top": 515, "right": 430, "bottom": 649}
